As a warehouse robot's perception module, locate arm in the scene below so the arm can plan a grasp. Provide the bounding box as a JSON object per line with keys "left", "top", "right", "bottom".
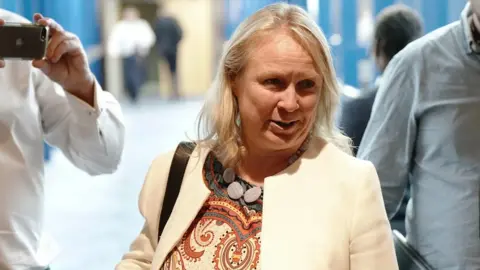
{"left": 349, "top": 162, "right": 398, "bottom": 270}
{"left": 138, "top": 20, "right": 156, "bottom": 53}
{"left": 107, "top": 24, "right": 123, "bottom": 58}
{"left": 357, "top": 54, "right": 417, "bottom": 218}
{"left": 35, "top": 69, "right": 125, "bottom": 175}
{"left": 116, "top": 151, "right": 175, "bottom": 269}
{"left": 30, "top": 14, "right": 124, "bottom": 175}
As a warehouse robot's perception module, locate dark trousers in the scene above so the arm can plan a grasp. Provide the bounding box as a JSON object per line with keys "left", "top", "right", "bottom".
{"left": 163, "top": 52, "right": 179, "bottom": 98}
{"left": 122, "top": 55, "right": 146, "bottom": 102}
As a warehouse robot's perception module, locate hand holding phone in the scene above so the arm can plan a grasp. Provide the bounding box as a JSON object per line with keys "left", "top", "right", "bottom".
{"left": 0, "top": 14, "right": 95, "bottom": 106}
{"left": 32, "top": 13, "right": 95, "bottom": 105}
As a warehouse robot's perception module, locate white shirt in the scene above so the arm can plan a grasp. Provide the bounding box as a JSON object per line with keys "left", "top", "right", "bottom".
{"left": 0, "top": 10, "right": 125, "bottom": 269}
{"left": 107, "top": 19, "right": 156, "bottom": 58}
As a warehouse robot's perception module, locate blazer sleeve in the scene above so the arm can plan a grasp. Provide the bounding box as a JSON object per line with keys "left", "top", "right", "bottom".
{"left": 349, "top": 162, "right": 398, "bottom": 270}
{"left": 116, "top": 151, "right": 175, "bottom": 269}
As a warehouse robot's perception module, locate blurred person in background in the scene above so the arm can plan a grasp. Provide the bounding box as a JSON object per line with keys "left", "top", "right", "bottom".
{"left": 107, "top": 6, "right": 156, "bottom": 103}
{"left": 0, "top": 9, "right": 124, "bottom": 270}
{"left": 117, "top": 3, "right": 397, "bottom": 270}
{"left": 358, "top": 1, "right": 480, "bottom": 269}
{"left": 154, "top": 3, "right": 183, "bottom": 100}
{"left": 337, "top": 4, "right": 423, "bottom": 237}
{"left": 337, "top": 4, "right": 423, "bottom": 156}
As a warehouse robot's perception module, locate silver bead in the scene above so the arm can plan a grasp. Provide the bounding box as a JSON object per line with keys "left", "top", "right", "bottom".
{"left": 244, "top": 186, "right": 262, "bottom": 203}
{"left": 227, "top": 182, "right": 244, "bottom": 200}
{"left": 223, "top": 168, "right": 235, "bottom": 184}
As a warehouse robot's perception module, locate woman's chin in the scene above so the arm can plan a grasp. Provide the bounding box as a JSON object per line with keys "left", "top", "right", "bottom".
{"left": 261, "top": 131, "right": 303, "bottom": 150}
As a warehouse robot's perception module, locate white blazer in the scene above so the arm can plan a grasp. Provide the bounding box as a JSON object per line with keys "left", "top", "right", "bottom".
{"left": 116, "top": 137, "right": 398, "bottom": 270}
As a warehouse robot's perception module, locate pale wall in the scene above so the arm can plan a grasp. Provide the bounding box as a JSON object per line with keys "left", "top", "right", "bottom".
{"left": 159, "top": 0, "right": 215, "bottom": 98}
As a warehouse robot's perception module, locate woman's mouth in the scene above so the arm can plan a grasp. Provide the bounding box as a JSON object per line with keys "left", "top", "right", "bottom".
{"left": 271, "top": 120, "right": 297, "bottom": 129}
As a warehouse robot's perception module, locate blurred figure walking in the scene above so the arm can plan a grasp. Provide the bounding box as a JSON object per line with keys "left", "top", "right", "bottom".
{"left": 154, "top": 3, "right": 183, "bottom": 100}
{"left": 107, "top": 6, "right": 156, "bottom": 103}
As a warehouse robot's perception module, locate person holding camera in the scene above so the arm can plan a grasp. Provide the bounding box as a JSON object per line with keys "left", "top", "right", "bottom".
{"left": 0, "top": 10, "right": 125, "bottom": 270}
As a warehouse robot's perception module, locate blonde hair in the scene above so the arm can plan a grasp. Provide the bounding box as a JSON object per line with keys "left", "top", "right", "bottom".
{"left": 196, "top": 3, "right": 352, "bottom": 168}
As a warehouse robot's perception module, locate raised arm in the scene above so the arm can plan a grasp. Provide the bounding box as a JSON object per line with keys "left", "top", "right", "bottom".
{"left": 32, "top": 13, "right": 125, "bottom": 175}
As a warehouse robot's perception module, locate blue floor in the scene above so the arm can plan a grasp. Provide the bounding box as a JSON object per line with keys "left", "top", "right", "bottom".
{"left": 43, "top": 99, "right": 203, "bottom": 269}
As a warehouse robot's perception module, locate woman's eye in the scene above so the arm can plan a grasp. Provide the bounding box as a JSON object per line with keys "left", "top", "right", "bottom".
{"left": 297, "top": 79, "right": 316, "bottom": 90}
{"left": 263, "top": 78, "right": 282, "bottom": 86}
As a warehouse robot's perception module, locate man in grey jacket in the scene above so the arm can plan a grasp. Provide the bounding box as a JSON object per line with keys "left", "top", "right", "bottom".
{"left": 358, "top": 1, "right": 480, "bottom": 269}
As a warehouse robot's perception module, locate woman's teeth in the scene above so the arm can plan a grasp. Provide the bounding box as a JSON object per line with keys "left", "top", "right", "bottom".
{"left": 273, "top": 120, "right": 295, "bottom": 128}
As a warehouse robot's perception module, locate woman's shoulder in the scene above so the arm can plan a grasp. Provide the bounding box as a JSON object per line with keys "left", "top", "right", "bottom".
{"left": 148, "top": 141, "right": 205, "bottom": 175}
{"left": 308, "top": 137, "right": 374, "bottom": 171}
{"left": 327, "top": 144, "right": 374, "bottom": 171}
{"left": 150, "top": 149, "right": 176, "bottom": 169}
{"left": 304, "top": 139, "right": 377, "bottom": 183}
{"left": 303, "top": 141, "right": 380, "bottom": 207}
{"left": 139, "top": 142, "right": 209, "bottom": 207}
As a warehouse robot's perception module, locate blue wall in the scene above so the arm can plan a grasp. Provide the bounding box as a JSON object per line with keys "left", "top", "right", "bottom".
{"left": 289, "top": 0, "right": 307, "bottom": 10}
{"left": 3, "top": 0, "right": 468, "bottom": 90}
{"left": 225, "top": 0, "right": 279, "bottom": 38}
{"left": 420, "top": 0, "right": 448, "bottom": 33}
{"left": 0, "top": 0, "right": 103, "bottom": 85}
{"left": 448, "top": 0, "right": 467, "bottom": 23}
{"left": 224, "top": 0, "right": 307, "bottom": 38}
{"left": 224, "top": 0, "right": 467, "bottom": 88}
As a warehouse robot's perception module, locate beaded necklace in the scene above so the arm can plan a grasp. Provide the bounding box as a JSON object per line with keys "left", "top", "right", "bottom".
{"left": 221, "top": 135, "right": 311, "bottom": 203}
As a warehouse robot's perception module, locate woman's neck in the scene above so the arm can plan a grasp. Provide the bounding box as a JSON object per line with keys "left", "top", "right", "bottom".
{"left": 236, "top": 149, "right": 293, "bottom": 186}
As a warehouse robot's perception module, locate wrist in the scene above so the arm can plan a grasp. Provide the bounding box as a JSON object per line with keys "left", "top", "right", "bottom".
{"left": 65, "top": 74, "right": 96, "bottom": 107}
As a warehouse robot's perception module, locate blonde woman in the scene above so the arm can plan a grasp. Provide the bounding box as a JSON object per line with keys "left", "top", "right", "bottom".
{"left": 117, "top": 3, "right": 397, "bottom": 270}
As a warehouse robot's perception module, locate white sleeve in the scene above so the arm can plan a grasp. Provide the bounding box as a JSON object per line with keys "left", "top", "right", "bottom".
{"left": 107, "top": 24, "right": 123, "bottom": 58}
{"left": 35, "top": 69, "right": 125, "bottom": 175}
{"left": 137, "top": 20, "right": 156, "bottom": 56}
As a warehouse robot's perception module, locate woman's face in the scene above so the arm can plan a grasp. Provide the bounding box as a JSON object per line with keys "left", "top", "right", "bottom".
{"left": 233, "top": 30, "right": 321, "bottom": 155}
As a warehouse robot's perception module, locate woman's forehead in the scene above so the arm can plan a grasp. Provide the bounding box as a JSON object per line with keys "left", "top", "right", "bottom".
{"left": 246, "top": 32, "right": 316, "bottom": 70}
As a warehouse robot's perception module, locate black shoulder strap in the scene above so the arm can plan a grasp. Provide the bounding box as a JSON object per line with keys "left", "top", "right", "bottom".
{"left": 158, "top": 142, "right": 195, "bottom": 241}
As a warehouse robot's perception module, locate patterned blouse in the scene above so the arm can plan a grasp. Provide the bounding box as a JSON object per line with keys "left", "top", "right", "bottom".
{"left": 161, "top": 152, "right": 263, "bottom": 270}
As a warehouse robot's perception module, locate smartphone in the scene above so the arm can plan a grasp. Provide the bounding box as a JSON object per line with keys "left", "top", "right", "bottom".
{"left": 0, "top": 23, "right": 49, "bottom": 60}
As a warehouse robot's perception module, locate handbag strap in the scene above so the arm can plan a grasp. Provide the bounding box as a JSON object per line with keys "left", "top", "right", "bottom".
{"left": 158, "top": 142, "right": 195, "bottom": 241}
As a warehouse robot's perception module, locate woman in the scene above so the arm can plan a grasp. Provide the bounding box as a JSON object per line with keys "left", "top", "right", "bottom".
{"left": 117, "top": 3, "right": 397, "bottom": 270}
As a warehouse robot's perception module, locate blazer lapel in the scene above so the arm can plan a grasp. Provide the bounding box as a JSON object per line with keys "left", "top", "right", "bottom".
{"left": 152, "top": 148, "right": 211, "bottom": 269}
{"left": 261, "top": 139, "right": 328, "bottom": 269}
{"left": 261, "top": 163, "right": 313, "bottom": 269}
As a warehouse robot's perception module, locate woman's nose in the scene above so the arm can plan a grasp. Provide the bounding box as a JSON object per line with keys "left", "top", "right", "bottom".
{"left": 277, "top": 85, "right": 299, "bottom": 112}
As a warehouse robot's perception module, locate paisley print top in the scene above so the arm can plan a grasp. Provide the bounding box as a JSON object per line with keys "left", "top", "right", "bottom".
{"left": 161, "top": 152, "right": 263, "bottom": 270}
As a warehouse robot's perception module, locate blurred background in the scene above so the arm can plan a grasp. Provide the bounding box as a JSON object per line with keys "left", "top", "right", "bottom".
{"left": 0, "top": 0, "right": 467, "bottom": 269}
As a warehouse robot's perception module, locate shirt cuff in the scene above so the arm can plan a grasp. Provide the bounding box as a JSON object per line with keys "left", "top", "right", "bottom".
{"left": 65, "top": 79, "right": 105, "bottom": 122}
